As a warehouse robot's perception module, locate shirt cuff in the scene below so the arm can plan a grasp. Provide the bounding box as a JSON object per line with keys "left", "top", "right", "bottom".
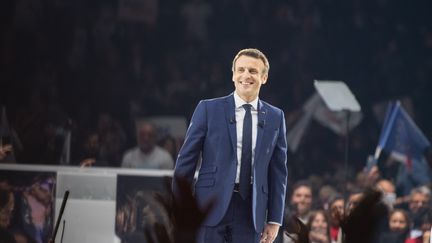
{"left": 267, "top": 221, "right": 282, "bottom": 226}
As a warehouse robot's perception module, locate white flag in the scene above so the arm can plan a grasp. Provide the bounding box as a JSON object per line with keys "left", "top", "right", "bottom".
{"left": 287, "top": 93, "right": 363, "bottom": 153}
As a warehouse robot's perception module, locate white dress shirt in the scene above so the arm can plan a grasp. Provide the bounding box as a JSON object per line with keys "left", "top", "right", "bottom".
{"left": 233, "top": 92, "right": 258, "bottom": 183}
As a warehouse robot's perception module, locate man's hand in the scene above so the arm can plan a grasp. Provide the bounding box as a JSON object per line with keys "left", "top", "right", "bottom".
{"left": 260, "top": 223, "right": 279, "bottom": 243}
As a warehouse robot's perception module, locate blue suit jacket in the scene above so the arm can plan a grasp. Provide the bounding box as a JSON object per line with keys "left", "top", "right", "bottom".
{"left": 173, "top": 93, "right": 288, "bottom": 233}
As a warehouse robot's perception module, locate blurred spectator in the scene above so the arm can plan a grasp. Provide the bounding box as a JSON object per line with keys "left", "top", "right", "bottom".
{"left": 17, "top": 176, "right": 54, "bottom": 243}
{"left": 407, "top": 186, "right": 431, "bottom": 242}
{"left": 97, "top": 114, "right": 126, "bottom": 167}
{"left": 307, "top": 210, "right": 331, "bottom": 243}
{"left": 0, "top": 105, "right": 17, "bottom": 163}
{"left": 75, "top": 131, "right": 109, "bottom": 167}
{"left": 318, "top": 185, "right": 338, "bottom": 210}
{"left": 328, "top": 195, "right": 344, "bottom": 243}
{"left": 0, "top": 144, "right": 13, "bottom": 162}
{"left": 158, "top": 135, "right": 178, "bottom": 162}
{"left": 289, "top": 180, "right": 314, "bottom": 224}
{"left": 418, "top": 208, "right": 432, "bottom": 243}
{"left": 115, "top": 191, "right": 172, "bottom": 243}
{"left": 347, "top": 190, "right": 364, "bottom": 214}
{"left": 0, "top": 188, "right": 16, "bottom": 243}
{"left": 0, "top": 189, "right": 14, "bottom": 229}
{"left": 340, "top": 188, "right": 388, "bottom": 243}
{"left": 283, "top": 181, "right": 315, "bottom": 243}
{"left": 408, "top": 187, "right": 430, "bottom": 226}
{"left": 376, "top": 179, "right": 397, "bottom": 209}
{"left": 389, "top": 209, "right": 410, "bottom": 234}
{"left": 122, "top": 121, "right": 173, "bottom": 169}
{"left": 378, "top": 209, "right": 410, "bottom": 243}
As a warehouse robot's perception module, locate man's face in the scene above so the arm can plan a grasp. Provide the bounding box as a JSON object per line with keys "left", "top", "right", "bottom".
{"left": 232, "top": 55, "right": 267, "bottom": 102}
{"left": 330, "top": 199, "right": 345, "bottom": 226}
{"left": 409, "top": 192, "right": 429, "bottom": 213}
{"left": 137, "top": 124, "right": 156, "bottom": 153}
{"left": 84, "top": 134, "right": 99, "bottom": 155}
{"left": 291, "top": 186, "right": 312, "bottom": 216}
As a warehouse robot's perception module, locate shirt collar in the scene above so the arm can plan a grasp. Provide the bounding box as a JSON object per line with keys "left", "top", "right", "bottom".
{"left": 233, "top": 92, "right": 258, "bottom": 111}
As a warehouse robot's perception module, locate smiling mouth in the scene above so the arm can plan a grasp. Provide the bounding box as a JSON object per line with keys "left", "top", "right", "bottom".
{"left": 239, "top": 81, "right": 254, "bottom": 85}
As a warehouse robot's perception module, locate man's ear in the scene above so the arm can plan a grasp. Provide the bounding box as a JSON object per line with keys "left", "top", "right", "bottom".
{"left": 261, "top": 74, "right": 268, "bottom": 84}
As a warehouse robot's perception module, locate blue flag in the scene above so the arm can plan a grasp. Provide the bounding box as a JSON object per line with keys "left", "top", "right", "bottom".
{"left": 376, "top": 101, "right": 430, "bottom": 166}
{"left": 374, "top": 101, "right": 431, "bottom": 195}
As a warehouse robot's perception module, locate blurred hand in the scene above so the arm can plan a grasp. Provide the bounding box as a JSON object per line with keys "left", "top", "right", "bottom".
{"left": 0, "top": 144, "right": 12, "bottom": 160}
{"left": 156, "top": 177, "right": 213, "bottom": 243}
{"left": 366, "top": 165, "right": 380, "bottom": 184}
{"left": 309, "top": 230, "right": 329, "bottom": 243}
{"left": 394, "top": 195, "right": 410, "bottom": 206}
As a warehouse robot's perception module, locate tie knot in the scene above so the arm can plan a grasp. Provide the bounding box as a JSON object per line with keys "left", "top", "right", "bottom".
{"left": 242, "top": 104, "right": 252, "bottom": 112}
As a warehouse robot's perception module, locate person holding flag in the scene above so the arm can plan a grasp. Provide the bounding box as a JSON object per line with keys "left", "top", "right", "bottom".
{"left": 370, "top": 101, "right": 431, "bottom": 196}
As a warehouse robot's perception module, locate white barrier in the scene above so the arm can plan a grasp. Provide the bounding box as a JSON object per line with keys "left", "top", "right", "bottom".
{"left": 0, "top": 164, "right": 173, "bottom": 243}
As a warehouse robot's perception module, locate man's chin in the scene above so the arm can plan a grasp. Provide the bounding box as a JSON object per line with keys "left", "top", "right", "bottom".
{"left": 237, "top": 90, "right": 257, "bottom": 98}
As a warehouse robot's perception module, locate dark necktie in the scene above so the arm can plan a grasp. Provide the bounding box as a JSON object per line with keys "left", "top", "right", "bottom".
{"left": 239, "top": 104, "right": 252, "bottom": 199}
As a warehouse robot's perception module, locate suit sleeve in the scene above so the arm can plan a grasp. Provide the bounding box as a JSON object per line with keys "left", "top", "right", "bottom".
{"left": 172, "top": 100, "right": 207, "bottom": 195}
{"left": 267, "top": 110, "right": 288, "bottom": 224}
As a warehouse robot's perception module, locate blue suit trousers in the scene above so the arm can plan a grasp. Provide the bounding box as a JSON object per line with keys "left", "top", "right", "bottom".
{"left": 197, "top": 191, "right": 260, "bottom": 243}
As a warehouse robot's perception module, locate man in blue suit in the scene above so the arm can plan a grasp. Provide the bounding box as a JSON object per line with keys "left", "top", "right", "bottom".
{"left": 173, "top": 48, "right": 288, "bottom": 243}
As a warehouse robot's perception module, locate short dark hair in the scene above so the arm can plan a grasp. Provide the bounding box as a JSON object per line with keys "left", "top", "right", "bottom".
{"left": 232, "top": 48, "right": 270, "bottom": 75}
{"left": 292, "top": 180, "right": 312, "bottom": 193}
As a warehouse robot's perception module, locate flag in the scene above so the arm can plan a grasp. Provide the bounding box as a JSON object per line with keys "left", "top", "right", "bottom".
{"left": 312, "top": 95, "right": 363, "bottom": 136}
{"left": 372, "top": 97, "right": 414, "bottom": 125}
{"left": 375, "top": 101, "right": 430, "bottom": 168}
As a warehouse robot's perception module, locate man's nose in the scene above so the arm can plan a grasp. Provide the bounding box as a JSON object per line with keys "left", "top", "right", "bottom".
{"left": 241, "top": 70, "right": 252, "bottom": 78}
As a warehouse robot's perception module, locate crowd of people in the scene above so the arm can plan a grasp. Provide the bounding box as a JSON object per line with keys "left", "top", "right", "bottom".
{"left": 0, "top": 174, "right": 55, "bottom": 243}
{"left": 283, "top": 176, "right": 432, "bottom": 242}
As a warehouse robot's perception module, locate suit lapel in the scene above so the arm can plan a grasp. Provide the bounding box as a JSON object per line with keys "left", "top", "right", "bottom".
{"left": 224, "top": 94, "right": 237, "bottom": 153}
{"left": 254, "top": 100, "right": 267, "bottom": 165}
